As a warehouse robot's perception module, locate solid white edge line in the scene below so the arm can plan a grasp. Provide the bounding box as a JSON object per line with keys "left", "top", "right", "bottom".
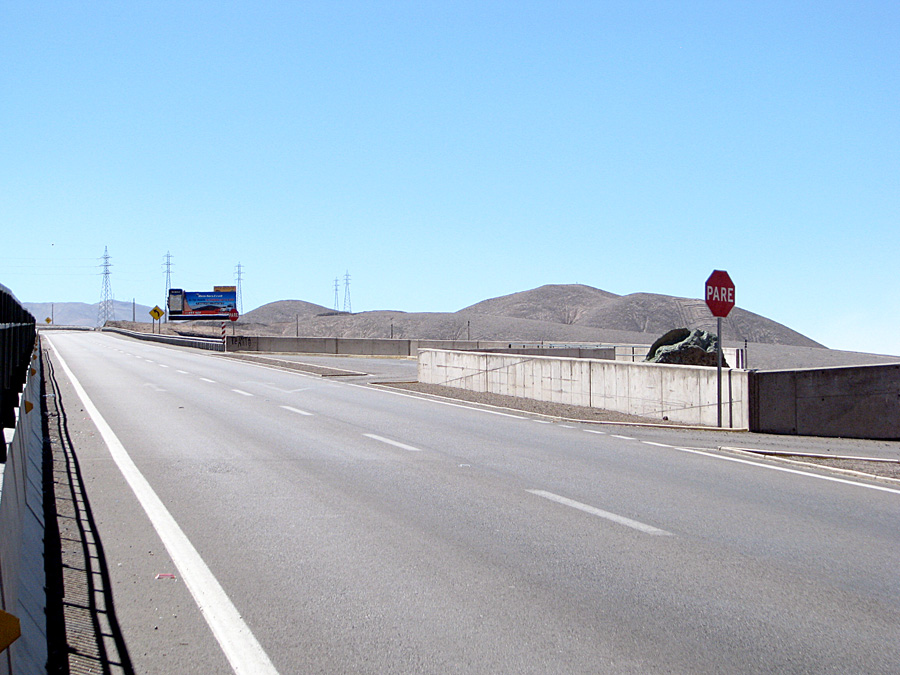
{"left": 46, "top": 337, "right": 279, "bottom": 675}
{"left": 671, "top": 445, "right": 900, "bottom": 496}
{"left": 363, "top": 433, "right": 423, "bottom": 452}
{"left": 527, "top": 489, "right": 672, "bottom": 536}
{"left": 350, "top": 383, "right": 528, "bottom": 419}
{"left": 280, "top": 405, "right": 313, "bottom": 416}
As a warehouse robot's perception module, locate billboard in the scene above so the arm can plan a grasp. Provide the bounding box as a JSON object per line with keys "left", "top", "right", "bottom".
{"left": 168, "top": 288, "right": 237, "bottom": 320}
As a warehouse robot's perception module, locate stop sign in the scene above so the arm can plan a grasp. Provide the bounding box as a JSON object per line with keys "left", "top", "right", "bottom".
{"left": 705, "top": 270, "right": 735, "bottom": 318}
{"left": 228, "top": 308, "right": 239, "bottom": 322}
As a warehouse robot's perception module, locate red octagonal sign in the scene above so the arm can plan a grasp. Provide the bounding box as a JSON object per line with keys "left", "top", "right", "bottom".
{"left": 705, "top": 270, "right": 735, "bottom": 318}
{"left": 228, "top": 308, "right": 240, "bottom": 322}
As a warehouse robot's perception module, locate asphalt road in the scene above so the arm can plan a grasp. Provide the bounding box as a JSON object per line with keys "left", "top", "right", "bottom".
{"left": 43, "top": 331, "right": 900, "bottom": 674}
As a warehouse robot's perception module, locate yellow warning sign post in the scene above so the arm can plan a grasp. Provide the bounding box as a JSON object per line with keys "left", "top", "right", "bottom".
{"left": 149, "top": 305, "right": 165, "bottom": 334}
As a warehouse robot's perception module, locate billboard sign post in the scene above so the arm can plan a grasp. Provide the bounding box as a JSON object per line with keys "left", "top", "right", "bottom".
{"left": 167, "top": 287, "right": 237, "bottom": 321}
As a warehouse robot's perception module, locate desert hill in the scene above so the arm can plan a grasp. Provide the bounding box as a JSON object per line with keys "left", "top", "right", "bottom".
{"left": 575, "top": 292, "right": 822, "bottom": 348}
{"left": 242, "top": 299, "right": 336, "bottom": 324}
{"left": 462, "top": 286, "right": 820, "bottom": 347}
{"left": 233, "top": 284, "right": 822, "bottom": 349}
{"left": 33, "top": 285, "right": 823, "bottom": 350}
{"left": 462, "top": 284, "right": 619, "bottom": 325}
{"left": 99, "top": 283, "right": 900, "bottom": 368}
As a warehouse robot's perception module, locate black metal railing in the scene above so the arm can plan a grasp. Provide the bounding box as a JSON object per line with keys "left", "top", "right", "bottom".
{"left": 1, "top": 283, "right": 36, "bottom": 433}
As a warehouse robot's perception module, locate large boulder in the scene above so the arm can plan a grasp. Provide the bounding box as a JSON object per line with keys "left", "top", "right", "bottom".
{"left": 644, "top": 328, "right": 728, "bottom": 367}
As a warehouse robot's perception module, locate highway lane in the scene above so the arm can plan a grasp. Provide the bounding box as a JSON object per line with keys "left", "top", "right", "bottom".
{"left": 44, "top": 331, "right": 900, "bottom": 673}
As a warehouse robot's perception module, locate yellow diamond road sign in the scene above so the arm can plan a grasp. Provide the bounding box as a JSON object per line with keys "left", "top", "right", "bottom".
{"left": 149, "top": 306, "right": 164, "bottom": 320}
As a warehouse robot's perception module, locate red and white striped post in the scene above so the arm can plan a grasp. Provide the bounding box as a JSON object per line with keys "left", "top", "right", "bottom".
{"left": 221, "top": 322, "right": 226, "bottom": 350}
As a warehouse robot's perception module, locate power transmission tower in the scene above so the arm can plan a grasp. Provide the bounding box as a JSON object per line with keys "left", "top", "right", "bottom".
{"left": 343, "top": 271, "right": 352, "bottom": 313}
{"left": 98, "top": 246, "right": 115, "bottom": 326}
{"left": 234, "top": 262, "right": 244, "bottom": 313}
{"left": 163, "top": 251, "right": 174, "bottom": 321}
{"left": 333, "top": 277, "right": 340, "bottom": 311}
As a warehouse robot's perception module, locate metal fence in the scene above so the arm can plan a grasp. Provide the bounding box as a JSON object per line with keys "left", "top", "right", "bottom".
{"left": 1, "top": 283, "right": 36, "bottom": 440}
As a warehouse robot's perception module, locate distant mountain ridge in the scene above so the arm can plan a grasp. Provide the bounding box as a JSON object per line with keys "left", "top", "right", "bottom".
{"left": 25, "top": 300, "right": 154, "bottom": 326}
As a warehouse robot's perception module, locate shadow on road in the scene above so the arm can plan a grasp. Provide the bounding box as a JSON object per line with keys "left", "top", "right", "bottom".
{"left": 43, "top": 352, "right": 135, "bottom": 675}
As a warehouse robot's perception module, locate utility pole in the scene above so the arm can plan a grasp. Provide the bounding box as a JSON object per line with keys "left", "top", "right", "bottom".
{"left": 333, "top": 277, "right": 340, "bottom": 311}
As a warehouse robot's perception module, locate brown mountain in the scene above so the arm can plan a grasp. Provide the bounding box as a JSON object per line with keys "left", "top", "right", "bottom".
{"left": 235, "top": 284, "right": 822, "bottom": 349}
{"left": 575, "top": 292, "right": 822, "bottom": 348}
{"left": 462, "top": 284, "right": 619, "bottom": 325}
{"left": 242, "top": 299, "right": 336, "bottom": 324}
{"left": 461, "top": 285, "right": 821, "bottom": 348}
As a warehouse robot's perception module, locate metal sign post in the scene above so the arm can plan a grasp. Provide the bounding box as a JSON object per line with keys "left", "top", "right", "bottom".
{"left": 717, "top": 317, "right": 723, "bottom": 427}
{"left": 149, "top": 306, "right": 164, "bottom": 335}
{"left": 705, "top": 270, "right": 736, "bottom": 428}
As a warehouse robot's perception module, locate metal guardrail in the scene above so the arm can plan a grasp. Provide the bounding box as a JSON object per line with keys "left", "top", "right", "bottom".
{"left": 1, "top": 283, "right": 36, "bottom": 437}
{"left": 101, "top": 327, "right": 225, "bottom": 351}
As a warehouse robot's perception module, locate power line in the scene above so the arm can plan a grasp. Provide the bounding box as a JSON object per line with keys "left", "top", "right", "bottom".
{"left": 343, "top": 271, "right": 351, "bottom": 313}
{"left": 234, "top": 262, "right": 244, "bottom": 314}
{"left": 163, "top": 251, "right": 174, "bottom": 321}
{"left": 98, "top": 246, "right": 115, "bottom": 326}
{"left": 163, "top": 251, "right": 174, "bottom": 322}
{"left": 333, "top": 277, "right": 340, "bottom": 311}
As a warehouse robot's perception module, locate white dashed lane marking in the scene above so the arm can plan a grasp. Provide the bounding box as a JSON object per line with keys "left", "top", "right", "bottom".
{"left": 527, "top": 490, "right": 672, "bottom": 536}
{"left": 364, "top": 434, "right": 423, "bottom": 452}
{"left": 280, "top": 405, "right": 313, "bottom": 416}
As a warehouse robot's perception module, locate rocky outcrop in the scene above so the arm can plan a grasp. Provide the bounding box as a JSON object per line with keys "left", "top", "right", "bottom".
{"left": 645, "top": 328, "right": 728, "bottom": 367}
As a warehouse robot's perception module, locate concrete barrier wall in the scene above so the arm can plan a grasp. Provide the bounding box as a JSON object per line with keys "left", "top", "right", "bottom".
{"left": 103, "top": 327, "right": 224, "bottom": 351}
{"left": 480, "top": 347, "right": 618, "bottom": 359}
{"left": 223, "top": 336, "right": 746, "bottom": 370}
{"left": 615, "top": 345, "right": 744, "bottom": 368}
{"left": 418, "top": 349, "right": 749, "bottom": 428}
{"left": 0, "top": 342, "right": 46, "bottom": 675}
{"left": 226, "top": 336, "right": 511, "bottom": 356}
{"left": 749, "top": 363, "right": 900, "bottom": 440}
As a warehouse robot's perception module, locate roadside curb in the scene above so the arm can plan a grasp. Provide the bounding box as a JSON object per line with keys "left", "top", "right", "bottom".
{"left": 719, "top": 446, "right": 900, "bottom": 485}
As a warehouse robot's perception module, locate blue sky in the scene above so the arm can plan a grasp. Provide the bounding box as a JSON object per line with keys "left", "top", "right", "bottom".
{"left": 2, "top": 1, "right": 898, "bottom": 354}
